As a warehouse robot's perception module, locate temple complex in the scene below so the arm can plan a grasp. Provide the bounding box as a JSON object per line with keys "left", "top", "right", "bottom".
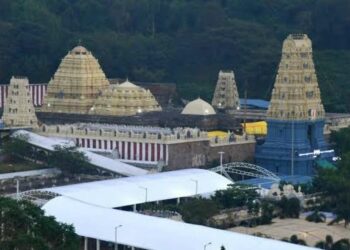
{"left": 212, "top": 70, "right": 240, "bottom": 111}
{"left": 1, "top": 76, "right": 38, "bottom": 127}
{"left": 41, "top": 46, "right": 110, "bottom": 114}
{"left": 90, "top": 79, "right": 161, "bottom": 116}
{"left": 255, "top": 34, "right": 333, "bottom": 175}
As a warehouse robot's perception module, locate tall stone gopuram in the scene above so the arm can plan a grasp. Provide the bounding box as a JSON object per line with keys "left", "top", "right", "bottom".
{"left": 212, "top": 70, "right": 240, "bottom": 111}
{"left": 1, "top": 76, "right": 38, "bottom": 127}
{"left": 255, "top": 34, "right": 333, "bottom": 176}
{"left": 41, "top": 46, "right": 109, "bottom": 114}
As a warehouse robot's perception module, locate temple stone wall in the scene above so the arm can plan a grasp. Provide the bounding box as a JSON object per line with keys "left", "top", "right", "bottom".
{"left": 165, "top": 140, "right": 255, "bottom": 170}
{"left": 166, "top": 141, "right": 210, "bottom": 170}
{"left": 207, "top": 142, "right": 256, "bottom": 165}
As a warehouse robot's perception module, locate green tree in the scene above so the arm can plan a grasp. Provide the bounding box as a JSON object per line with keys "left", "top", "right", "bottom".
{"left": 314, "top": 152, "right": 350, "bottom": 228}
{"left": 283, "top": 234, "right": 307, "bottom": 246}
{"left": 179, "top": 198, "right": 219, "bottom": 225}
{"left": 1, "top": 134, "right": 33, "bottom": 161}
{"left": 278, "top": 196, "right": 301, "bottom": 219}
{"left": 259, "top": 201, "right": 274, "bottom": 225}
{"left": 47, "top": 145, "right": 93, "bottom": 174}
{"left": 0, "top": 196, "right": 79, "bottom": 250}
{"left": 213, "top": 184, "right": 259, "bottom": 209}
{"left": 315, "top": 235, "right": 350, "bottom": 250}
{"left": 306, "top": 210, "right": 326, "bottom": 223}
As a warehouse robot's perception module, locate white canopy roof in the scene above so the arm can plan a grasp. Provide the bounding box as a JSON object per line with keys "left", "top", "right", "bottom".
{"left": 43, "top": 168, "right": 232, "bottom": 208}
{"left": 12, "top": 130, "right": 147, "bottom": 176}
{"left": 43, "top": 196, "right": 316, "bottom": 250}
{"left": 182, "top": 98, "right": 216, "bottom": 116}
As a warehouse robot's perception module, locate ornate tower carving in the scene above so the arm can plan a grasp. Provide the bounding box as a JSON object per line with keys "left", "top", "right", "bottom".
{"left": 267, "top": 34, "right": 325, "bottom": 121}
{"left": 90, "top": 79, "right": 162, "bottom": 116}
{"left": 255, "top": 34, "right": 333, "bottom": 176}
{"left": 212, "top": 70, "right": 240, "bottom": 111}
{"left": 1, "top": 76, "right": 38, "bottom": 127}
{"left": 41, "top": 46, "right": 109, "bottom": 114}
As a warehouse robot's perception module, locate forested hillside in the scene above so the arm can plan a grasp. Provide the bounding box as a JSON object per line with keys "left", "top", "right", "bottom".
{"left": 0, "top": 0, "right": 349, "bottom": 111}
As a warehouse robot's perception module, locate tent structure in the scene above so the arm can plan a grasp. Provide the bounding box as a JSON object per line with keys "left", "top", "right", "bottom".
{"left": 43, "top": 196, "right": 317, "bottom": 250}
{"left": 43, "top": 168, "right": 233, "bottom": 208}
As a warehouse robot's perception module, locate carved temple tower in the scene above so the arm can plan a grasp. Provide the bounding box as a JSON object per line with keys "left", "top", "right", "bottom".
{"left": 211, "top": 70, "right": 240, "bottom": 111}
{"left": 41, "top": 46, "right": 109, "bottom": 114}
{"left": 255, "top": 34, "right": 333, "bottom": 175}
{"left": 1, "top": 76, "right": 38, "bottom": 127}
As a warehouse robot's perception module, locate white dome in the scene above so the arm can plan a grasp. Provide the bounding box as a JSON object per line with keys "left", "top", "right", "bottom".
{"left": 181, "top": 98, "right": 216, "bottom": 116}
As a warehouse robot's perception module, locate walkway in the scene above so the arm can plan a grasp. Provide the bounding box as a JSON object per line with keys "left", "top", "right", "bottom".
{"left": 0, "top": 168, "right": 60, "bottom": 180}
{"left": 12, "top": 130, "right": 148, "bottom": 177}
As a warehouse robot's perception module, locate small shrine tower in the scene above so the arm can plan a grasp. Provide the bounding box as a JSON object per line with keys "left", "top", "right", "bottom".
{"left": 255, "top": 34, "right": 333, "bottom": 175}
{"left": 1, "top": 76, "right": 38, "bottom": 127}
{"left": 212, "top": 70, "right": 240, "bottom": 111}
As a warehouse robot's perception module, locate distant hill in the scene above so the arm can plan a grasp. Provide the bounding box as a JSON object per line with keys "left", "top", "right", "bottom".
{"left": 0, "top": 0, "right": 349, "bottom": 112}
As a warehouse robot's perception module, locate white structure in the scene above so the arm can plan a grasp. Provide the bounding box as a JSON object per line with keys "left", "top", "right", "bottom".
{"left": 43, "top": 196, "right": 317, "bottom": 250}
{"left": 12, "top": 130, "right": 147, "bottom": 176}
{"left": 181, "top": 98, "right": 216, "bottom": 116}
{"left": 1, "top": 76, "right": 38, "bottom": 127}
{"left": 43, "top": 168, "right": 232, "bottom": 208}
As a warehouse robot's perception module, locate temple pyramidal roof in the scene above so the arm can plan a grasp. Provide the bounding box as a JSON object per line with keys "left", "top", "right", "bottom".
{"left": 267, "top": 34, "right": 325, "bottom": 121}
{"left": 41, "top": 46, "right": 161, "bottom": 116}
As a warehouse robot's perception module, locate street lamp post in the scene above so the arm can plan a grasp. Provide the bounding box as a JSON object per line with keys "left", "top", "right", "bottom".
{"left": 139, "top": 186, "right": 148, "bottom": 203}
{"left": 190, "top": 179, "right": 198, "bottom": 196}
{"left": 114, "top": 225, "right": 123, "bottom": 250}
{"left": 15, "top": 178, "right": 20, "bottom": 200}
{"left": 204, "top": 242, "right": 212, "bottom": 250}
{"left": 218, "top": 151, "right": 225, "bottom": 175}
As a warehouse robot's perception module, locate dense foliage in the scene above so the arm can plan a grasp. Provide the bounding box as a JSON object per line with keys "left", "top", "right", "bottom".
{"left": 0, "top": 196, "right": 79, "bottom": 250}
{"left": 1, "top": 134, "right": 33, "bottom": 161}
{"left": 0, "top": 0, "right": 349, "bottom": 111}
{"left": 313, "top": 127, "right": 350, "bottom": 228}
{"left": 48, "top": 145, "right": 93, "bottom": 174}
{"left": 213, "top": 184, "right": 259, "bottom": 209}
{"left": 179, "top": 198, "right": 219, "bottom": 225}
